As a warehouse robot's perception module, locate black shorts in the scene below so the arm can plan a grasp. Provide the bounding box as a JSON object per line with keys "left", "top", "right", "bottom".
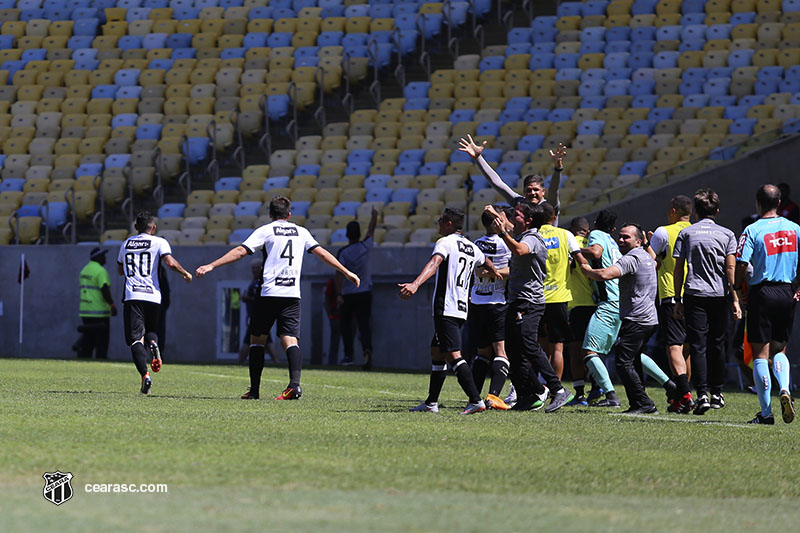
{"left": 746, "top": 283, "right": 796, "bottom": 343}
{"left": 657, "top": 299, "right": 687, "bottom": 346}
{"left": 250, "top": 296, "right": 301, "bottom": 338}
{"left": 468, "top": 302, "right": 506, "bottom": 348}
{"left": 431, "top": 315, "right": 466, "bottom": 353}
{"left": 568, "top": 305, "right": 595, "bottom": 343}
{"left": 123, "top": 300, "right": 161, "bottom": 345}
{"left": 538, "top": 302, "right": 570, "bottom": 343}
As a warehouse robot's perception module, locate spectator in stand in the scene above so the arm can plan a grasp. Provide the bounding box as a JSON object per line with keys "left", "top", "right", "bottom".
{"left": 778, "top": 183, "right": 799, "bottom": 223}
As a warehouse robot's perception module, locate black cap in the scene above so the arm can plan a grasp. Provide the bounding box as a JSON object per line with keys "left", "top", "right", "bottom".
{"left": 90, "top": 247, "right": 108, "bottom": 260}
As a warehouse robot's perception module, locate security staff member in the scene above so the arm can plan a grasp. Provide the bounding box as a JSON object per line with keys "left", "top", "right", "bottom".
{"left": 77, "top": 247, "right": 117, "bottom": 359}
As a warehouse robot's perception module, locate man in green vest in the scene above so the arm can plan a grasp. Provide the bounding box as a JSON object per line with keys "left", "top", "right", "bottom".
{"left": 77, "top": 247, "right": 117, "bottom": 359}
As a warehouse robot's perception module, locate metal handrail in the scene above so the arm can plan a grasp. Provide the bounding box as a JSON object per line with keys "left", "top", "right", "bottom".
{"left": 205, "top": 119, "right": 219, "bottom": 182}
{"left": 151, "top": 146, "right": 164, "bottom": 206}
{"left": 11, "top": 211, "right": 18, "bottom": 244}
{"left": 257, "top": 93, "right": 272, "bottom": 159}
{"left": 65, "top": 189, "right": 76, "bottom": 244}
{"left": 178, "top": 134, "right": 192, "bottom": 195}
{"left": 286, "top": 81, "right": 299, "bottom": 143}
{"left": 342, "top": 53, "right": 354, "bottom": 116}
{"left": 367, "top": 39, "right": 381, "bottom": 105}
{"left": 392, "top": 28, "right": 406, "bottom": 87}
{"left": 313, "top": 65, "right": 326, "bottom": 129}
{"left": 229, "top": 108, "right": 246, "bottom": 170}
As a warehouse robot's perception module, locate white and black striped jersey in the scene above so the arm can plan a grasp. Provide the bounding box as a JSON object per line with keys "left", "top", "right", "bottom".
{"left": 117, "top": 233, "right": 172, "bottom": 304}
{"left": 431, "top": 233, "right": 486, "bottom": 320}
{"left": 470, "top": 234, "right": 511, "bottom": 305}
{"left": 241, "top": 219, "right": 319, "bottom": 298}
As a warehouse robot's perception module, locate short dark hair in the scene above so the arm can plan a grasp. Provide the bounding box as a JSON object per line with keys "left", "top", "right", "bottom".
{"left": 440, "top": 207, "right": 465, "bottom": 230}
{"left": 539, "top": 201, "right": 556, "bottom": 224}
{"left": 345, "top": 220, "right": 361, "bottom": 240}
{"left": 756, "top": 184, "right": 781, "bottom": 211}
{"left": 480, "top": 210, "right": 495, "bottom": 232}
{"left": 269, "top": 196, "right": 291, "bottom": 219}
{"left": 569, "top": 216, "right": 589, "bottom": 234}
{"left": 693, "top": 188, "right": 720, "bottom": 218}
{"left": 595, "top": 210, "right": 617, "bottom": 233}
{"left": 135, "top": 211, "right": 156, "bottom": 233}
{"left": 522, "top": 174, "right": 544, "bottom": 189}
{"left": 517, "top": 202, "right": 548, "bottom": 230}
{"left": 670, "top": 195, "right": 692, "bottom": 217}
{"left": 620, "top": 222, "right": 644, "bottom": 243}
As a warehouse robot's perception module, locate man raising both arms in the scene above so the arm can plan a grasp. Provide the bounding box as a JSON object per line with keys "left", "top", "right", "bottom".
{"left": 119, "top": 212, "right": 192, "bottom": 394}
{"left": 458, "top": 134, "right": 566, "bottom": 213}
{"left": 400, "top": 208, "right": 500, "bottom": 415}
{"left": 196, "top": 196, "right": 360, "bottom": 401}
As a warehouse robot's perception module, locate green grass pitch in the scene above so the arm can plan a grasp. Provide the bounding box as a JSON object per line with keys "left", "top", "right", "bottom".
{"left": 2, "top": 358, "right": 799, "bottom": 532}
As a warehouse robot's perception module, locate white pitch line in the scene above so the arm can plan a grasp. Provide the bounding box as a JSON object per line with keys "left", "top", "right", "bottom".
{"left": 610, "top": 412, "right": 754, "bottom": 428}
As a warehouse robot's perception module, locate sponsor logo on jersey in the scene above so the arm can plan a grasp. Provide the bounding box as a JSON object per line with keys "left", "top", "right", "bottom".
{"left": 543, "top": 236, "right": 560, "bottom": 250}
{"left": 456, "top": 240, "right": 475, "bottom": 256}
{"left": 273, "top": 226, "right": 299, "bottom": 237}
{"left": 126, "top": 239, "right": 151, "bottom": 250}
{"left": 457, "top": 301, "right": 466, "bottom": 312}
{"left": 275, "top": 277, "right": 296, "bottom": 286}
{"left": 131, "top": 284, "right": 154, "bottom": 293}
{"left": 764, "top": 230, "right": 797, "bottom": 255}
{"left": 476, "top": 240, "right": 497, "bottom": 254}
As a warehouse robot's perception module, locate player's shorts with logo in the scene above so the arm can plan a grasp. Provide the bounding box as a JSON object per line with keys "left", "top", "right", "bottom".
{"left": 431, "top": 315, "right": 466, "bottom": 352}
{"left": 123, "top": 300, "right": 161, "bottom": 345}
{"left": 657, "top": 299, "right": 686, "bottom": 346}
{"left": 468, "top": 302, "right": 506, "bottom": 347}
{"left": 568, "top": 305, "right": 596, "bottom": 343}
{"left": 746, "top": 282, "right": 795, "bottom": 343}
{"left": 250, "top": 296, "right": 301, "bottom": 338}
{"left": 538, "top": 301, "right": 571, "bottom": 343}
{"left": 582, "top": 300, "right": 622, "bottom": 355}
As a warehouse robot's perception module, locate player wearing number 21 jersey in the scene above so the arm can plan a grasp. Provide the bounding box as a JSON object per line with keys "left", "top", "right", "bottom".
{"left": 118, "top": 212, "right": 193, "bottom": 395}
{"left": 195, "top": 196, "right": 360, "bottom": 401}
{"left": 399, "top": 207, "right": 500, "bottom": 414}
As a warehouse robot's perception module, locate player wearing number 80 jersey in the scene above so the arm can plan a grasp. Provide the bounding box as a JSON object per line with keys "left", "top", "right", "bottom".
{"left": 118, "top": 212, "right": 193, "bottom": 395}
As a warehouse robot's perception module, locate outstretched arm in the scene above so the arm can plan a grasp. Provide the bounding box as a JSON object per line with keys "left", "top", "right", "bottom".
{"left": 459, "top": 134, "right": 519, "bottom": 203}
{"left": 195, "top": 246, "right": 247, "bottom": 278}
{"left": 365, "top": 206, "right": 378, "bottom": 240}
{"left": 581, "top": 263, "right": 621, "bottom": 281}
{"left": 547, "top": 143, "right": 566, "bottom": 210}
{"left": 312, "top": 246, "right": 360, "bottom": 287}
{"left": 398, "top": 254, "right": 443, "bottom": 299}
{"left": 164, "top": 254, "right": 192, "bottom": 282}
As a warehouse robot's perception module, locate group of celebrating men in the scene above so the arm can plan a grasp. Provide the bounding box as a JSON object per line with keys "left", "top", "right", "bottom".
{"left": 112, "top": 134, "right": 800, "bottom": 425}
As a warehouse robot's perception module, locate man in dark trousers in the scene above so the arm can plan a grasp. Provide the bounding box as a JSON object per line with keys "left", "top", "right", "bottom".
{"left": 673, "top": 189, "right": 741, "bottom": 415}
{"left": 582, "top": 224, "right": 665, "bottom": 413}
{"left": 77, "top": 247, "right": 117, "bottom": 358}
{"left": 336, "top": 206, "right": 378, "bottom": 369}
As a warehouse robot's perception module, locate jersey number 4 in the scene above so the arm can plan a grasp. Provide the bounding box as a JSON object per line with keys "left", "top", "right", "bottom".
{"left": 280, "top": 239, "right": 294, "bottom": 266}
{"left": 124, "top": 252, "right": 152, "bottom": 277}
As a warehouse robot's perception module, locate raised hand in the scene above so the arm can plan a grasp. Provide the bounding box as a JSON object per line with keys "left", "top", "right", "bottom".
{"left": 458, "top": 134, "right": 487, "bottom": 160}
{"left": 549, "top": 143, "right": 567, "bottom": 168}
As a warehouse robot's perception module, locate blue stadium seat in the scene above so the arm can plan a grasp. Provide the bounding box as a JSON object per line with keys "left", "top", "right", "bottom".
{"left": 449, "top": 109, "right": 475, "bottom": 124}
{"left": 779, "top": 79, "right": 800, "bottom": 93}
{"left": 532, "top": 42, "right": 556, "bottom": 54}
{"left": 268, "top": 32, "right": 293, "bottom": 48}
{"left": 740, "top": 94, "right": 765, "bottom": 107}
{"left": 583, "top": 1, "right": 607, "bottom": 15}
{"left": 582, "top": 68, "right": 608, "bottom": 82}
{"left": 683, "top": 94, "right": 710, "bottom": 107}
{"left": 785, "top": 0, "right": 800, "bottom": 12}
{"left": 44, "top": 203, "right": 69, "bottom": 230}
{"left": 648, "top": 107, "right": 674, "bottom": 121}
{"left": 709, "top": 95, "right": 736, "bottom": 107}
{"left": 631, "top": 41, "right": 655, "bottom": 54}
{"left": 605, "top": 41, "right": 631, "bottom": 54}
{"left": 290, "top": 201, "right": 311, "bottom": 217}
{"left": 293, "top": 165, "right": 319, "bottom": 177}
{"left": 581, "top": 26, "right": 605, "bottom": 42}
{"left": 548, "top": 108, "right": 574, "bottom": 122}
{"left": 620, "top": 161, "right": 648, "bottom": 176}
{"left": 393, "top": 3, "right": 417, "bottom": 17}
{"left": 632, "top": 68, "right": 657, "bottom": 81}
{"left": 754, "top": 79, "right": 779, "bottom": 95}
{"left": 682, "top": 0, "right": 706, "bottom": 13}
{"left": 506, "top": 97, "right": 532, "bottom": 109}
{"left": 333, "top": 202, "right": 361, "bottom": 217}
{"left": 114, "top": 68, "right": 140, "bottom": 86}
{"left": 243, "top": 32, "right": 269, "bottom": 49}
{"left": 723, "top": 105, "right": 749, "bottom": 119}
{"left": 679, "top": 39, "right": 705, "bottom": 52}
{"left": 730, "top": 118, "right": 757, "bottom": 134}
{"left": 365, "top": 187, "right": 392, "bottom": 203}
{"left": 234, "top": 202, "right": 261, "bottom": 217}
{"left": 172, "top": 48, "right": 196, "bottom": 59}
{"left": 758, "top": 66, "right": 784, "bottom": 80}
{"left": 158, "top": 203, "right": 185, "bottom": 218}
{"left": 581, "top": 96, "right": 608, "bottom": 108}
{"left": 629, "top": 52, "right": 654, "bottom": 69}
{"left": 444, "top": 1, "right": 469, "bottom": 27}
{"left": 507, "top": 28, "right": 533, "bottom": 44}
{"left": 555, "top": 68, "right": 582, "bottom": 81}
{"left": 345, "top": 163, "right": 371, "bottom": 177}
{"left": 681, "top": 12, "right": 706, "bottom": 25}
{"left": 704, "top": 78, "right": 731, "bottom": 96}
{"left": 105, "top": 154, "right": 131, "bottom": 169}
{"left": 391, "top": 188, "right": 419, "bottom": 207}
{"left": 126, "top": 7, "right": 151, "bottom": 21}
{"left": 498, "top": 109, "right": 524, "bottom": 123}
{"left": 91, "top": 84, "right": 118, "bottom": 99}
{"left": 369, "top": 4, "right": 393, "bottom": 18}
{"left": 631, "top": 26, "right": 656, "bottom": 41}
{"left": 729, "top": 13, "right": 755, "bottom": 25}
{"left": 348, "top": 149, "right": 374, "bottom": 165}
{"left": 631, "top": 79, "right": 655, "bottom": 95}
{"left": 581, "top": 41, "right": 606, "bottom": 54}
{"left": 577, "top": 120, "right": 605, "bottom": 135}
{"left": 557, "top": 1, "right": 583, "bottom": 16}
{"left": 17, "top": 205, "right": 42, "bottom": 218}
{"left": 118, "top": 35, "right": 142, "bottom": 50}
{"left": 679, "top": 80, "right": 704, "bottom": 96}
{"left": 632, "top": 0, "right": 658, "bottom": 14}
{"left": 267, "top": 95, "right": 290, "bottom": 120}
{"left": 393, "top": 162, "right": 421, "bottom": 176}
{"left": 554, "top": 53, "right": 580, "bottom": 69}
{"left": 631, "top": 94, "right": 658, "bottom": 108}
{"left": 656, "top": 25, "right": 682, "bottom": 41}
{"left": 398, "top": 150, "right": 426, "bottom": 164}
{"left": 629, "top": 120, "right": 656, "bottom": 135}
{"left": 137, "top": 123, "right": 162, "bottom": 140}
{"left": 228, "top": 229, "right": 252, "bottom": 244}
{"left": 344, "top": 4, "right": 369, "bottom": 17}
{"left": 653, "top": 51, "right": 679, "bottom": 69}
{"left": 681, "top": 25, "right": 707, "bottom": 41}
{"left": 605, "top": 80, "right": 631, "bottom": 96}
{"left": 482, "top": 149, "right": 503, "bottom": 163}
{"left": 21, "top": 49, "right": 47, "bottom": 62}
{"left": 142, "top": 33, "right": 167, "bottom": 49}
{"left": 419, "top": 162, "right": 447, "bottom": 175}
{"left": 111, "top": 114, "right": 137, "bottom": 128}
{"left": 404, "top": 98, "right": 429, "bottom": 111}
{"left": 604, "top": 53, "right": 630, "bottom": 69}
{"left": 0, "top": 178, "right": 25, "bottom": 191}
{"left": 166, "top": 33, "right": 193, "bottom": 49}
{"left": 404, "top": 81, "right": 431, "bottom": 99}
{"left": 215, "top": 178, "right": 242, "bottom": 191}
{"left": 476, "top": 122, "right": 501, "bottom": 136}
{"left": 523, "top": 109, "right": 550, "bottom": 122}
{"left": 479, "top": 56, "right": 505, "bottom": 72}
{"left": 683, "top": 67, "right": 708, "bottom": 81}
{"left": 182, "top": 138, "right": 210, "bottom": 165}
{"left": 264, "top": 176, "right": 290, "bottom": 190}
{"left": 248, "top": 6, "right": 272, "bottom": 19}
{"left": 20, "top": 9, "right": 45, "bottom": 21}
{"left": 529, "top": 53, "right": 555, "bottom": 69}
{"left": 73, "top": 18, "right": 99, "bottom": 35}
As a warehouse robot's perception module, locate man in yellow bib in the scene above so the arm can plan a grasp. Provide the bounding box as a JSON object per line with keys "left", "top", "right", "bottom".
{"left": 538, "top": 202, "right": 584, "bottom": 379}
{"left": 77, "top": 247, "right": 117, "bottom": 359}
{"left": 648, "top": 196, "right": 693, "bottom": 412}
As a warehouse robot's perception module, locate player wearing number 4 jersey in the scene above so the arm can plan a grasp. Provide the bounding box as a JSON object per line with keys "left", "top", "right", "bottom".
{"left": 118, "top": 212, "right": 193, "bottom": 395}
{"left": 400, "top": 207, "right": 500, "bottom": 415}
{"left": 196, "top": 196, "right": 360, "bottom": 401}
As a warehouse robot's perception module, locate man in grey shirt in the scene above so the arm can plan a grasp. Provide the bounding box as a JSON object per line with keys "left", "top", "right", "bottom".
{"left": 484, "top": 202, "right": 574, "bottom": 412}
{"left": 336, "top": 207, "right": 378, "bottom": 370}
{"left": 673, "top": 188, "right": 741, "bottom": 414}
{"left": 582, "top": 223, "right": 664, "bottom": 414}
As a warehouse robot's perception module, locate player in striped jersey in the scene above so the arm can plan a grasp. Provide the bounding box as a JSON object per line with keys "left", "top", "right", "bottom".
{"left": 118, "top": 212, "right": 193, "bottom": 394}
